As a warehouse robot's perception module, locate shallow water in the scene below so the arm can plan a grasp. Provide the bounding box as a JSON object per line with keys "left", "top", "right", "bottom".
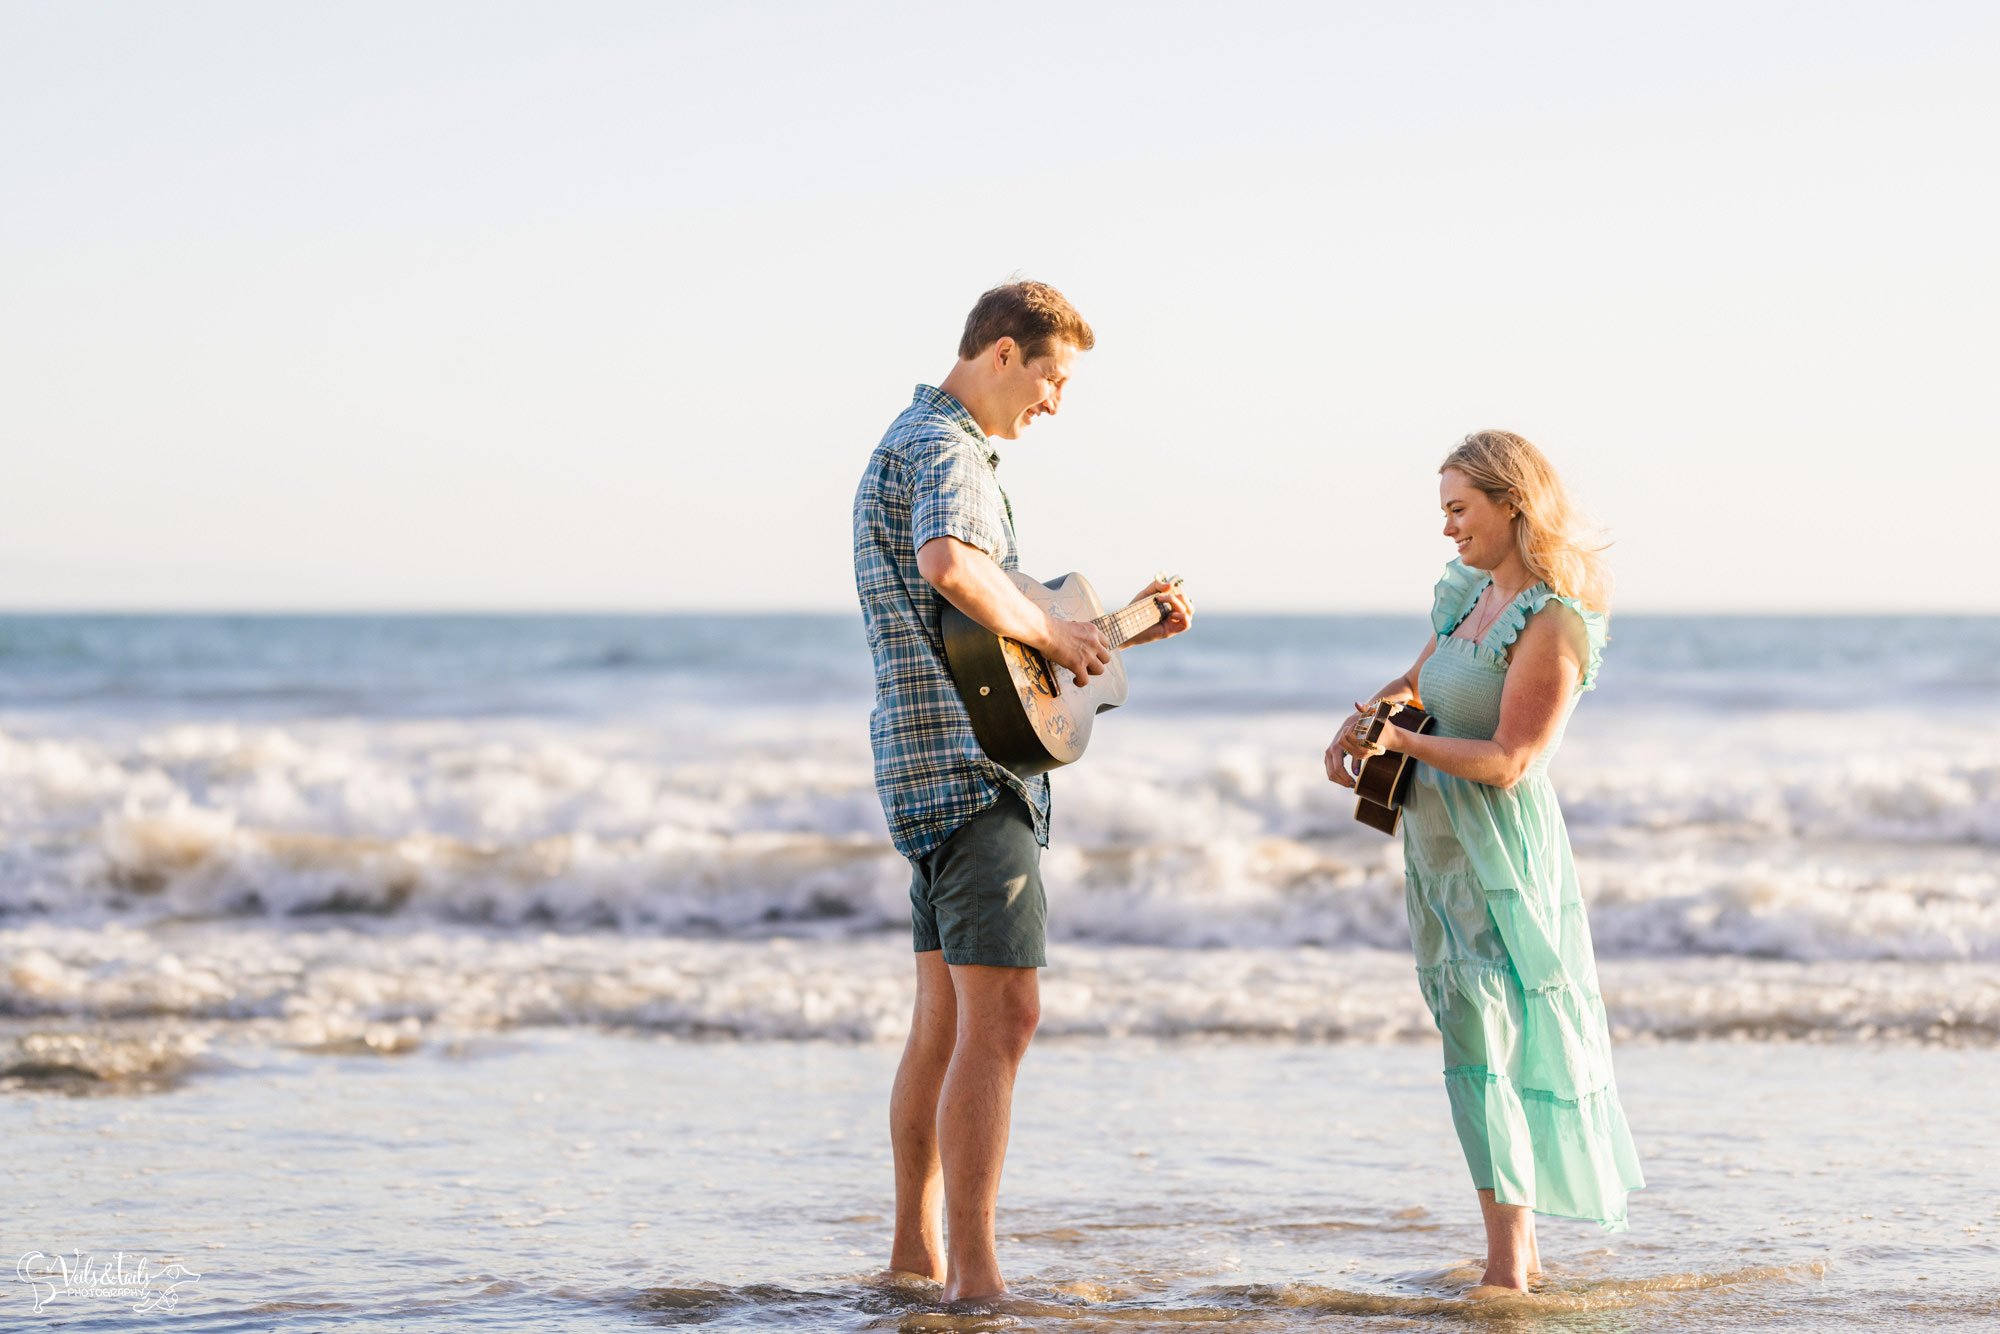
{"left": 8, "top": 1035, "right": 1996, "bottom": 1329}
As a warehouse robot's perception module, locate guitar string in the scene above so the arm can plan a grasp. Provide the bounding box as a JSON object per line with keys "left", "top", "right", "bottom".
{"left": 1085, "top": 581, "right": 1183, "bottom": 647}
{"left": 1088, "top": 587, "right": 1180, "bottom": 644}
{"left": 1092, "top": 600, "right": 1165, "bottom": 647}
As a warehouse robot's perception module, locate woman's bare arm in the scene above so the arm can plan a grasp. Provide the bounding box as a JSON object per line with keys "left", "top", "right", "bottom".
{"left": 1377, "top": 608, "right": 1586, "bottom": 789}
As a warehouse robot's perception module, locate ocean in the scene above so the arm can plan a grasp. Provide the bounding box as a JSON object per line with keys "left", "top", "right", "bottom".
{"left": 3, "top": 611, "right": 1997, "bottom": 1329}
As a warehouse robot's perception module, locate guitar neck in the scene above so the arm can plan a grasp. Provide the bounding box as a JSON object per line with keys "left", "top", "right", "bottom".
{"left": 1092, "top": 595, "right": 1168, "bottom": 650}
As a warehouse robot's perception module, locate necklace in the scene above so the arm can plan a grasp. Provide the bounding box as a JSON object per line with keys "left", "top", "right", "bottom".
{"left": 1459, "top": 578, "right": 1532, "bottom": 642}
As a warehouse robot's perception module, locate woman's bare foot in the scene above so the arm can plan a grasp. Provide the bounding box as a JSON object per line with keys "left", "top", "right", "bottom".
{"left": 1475, "top": 1262, "right": 1531, "bottom": 1291}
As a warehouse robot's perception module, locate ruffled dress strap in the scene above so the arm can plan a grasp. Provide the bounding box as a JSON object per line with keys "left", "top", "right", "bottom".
{"left": 1428, "top": 559, "right": 1491, "bottom": 638}
{"left": 1489, "top": 585, "right": 1609, "bottom": 692}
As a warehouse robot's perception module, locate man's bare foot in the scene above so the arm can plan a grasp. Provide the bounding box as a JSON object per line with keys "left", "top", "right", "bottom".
{"left": 1466, "top": 1282, "right": 1529, "bottom": 1300}
{"left": 882, "top": 1258, "right": 944, "bottom": 1285}
{"left": 942, "top": 1276, "right": 1007, "bottom": 1304}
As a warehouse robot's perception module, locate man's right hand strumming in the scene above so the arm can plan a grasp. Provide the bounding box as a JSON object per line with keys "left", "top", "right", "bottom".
{"left": 915, "top": 537, "right": 1112, "bottom": 689}
{"left": 1039, "top": 615, "right": 1111, "bottom": 688}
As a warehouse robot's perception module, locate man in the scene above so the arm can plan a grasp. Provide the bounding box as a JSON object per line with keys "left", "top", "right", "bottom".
{"left": 851, "top": 281, "right": 1193, "bottom": 1302}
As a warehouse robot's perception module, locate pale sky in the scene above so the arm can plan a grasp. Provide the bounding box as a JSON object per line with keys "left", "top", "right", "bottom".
{"left": 3, "top": 1, "right": 1994, "bottom": 613}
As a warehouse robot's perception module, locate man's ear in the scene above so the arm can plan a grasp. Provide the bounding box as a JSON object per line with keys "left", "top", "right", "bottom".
{"left": 992, "top": 335, "right": 1016, "bottom": 369}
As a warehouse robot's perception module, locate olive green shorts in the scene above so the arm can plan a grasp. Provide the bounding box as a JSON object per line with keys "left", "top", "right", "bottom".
{"left": 908, "top": 791, "right": 1047, "bottom": 969}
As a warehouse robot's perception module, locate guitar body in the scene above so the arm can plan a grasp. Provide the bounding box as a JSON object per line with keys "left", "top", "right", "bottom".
{"left": 1353, "top": 704, "right": 1436, "bottom": 835}
{"left": 940, "top": 570, "right": 1131, "bottom": 776}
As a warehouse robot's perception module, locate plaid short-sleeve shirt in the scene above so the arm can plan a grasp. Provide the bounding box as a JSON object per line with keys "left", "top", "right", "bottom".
{"left": 853, "top": 385, "right": 1052, "bottom": 860}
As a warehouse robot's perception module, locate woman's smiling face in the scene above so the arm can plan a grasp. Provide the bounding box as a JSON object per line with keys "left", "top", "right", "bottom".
{"left": 1439, "top": 466, "right": 1516, "bottom": 571}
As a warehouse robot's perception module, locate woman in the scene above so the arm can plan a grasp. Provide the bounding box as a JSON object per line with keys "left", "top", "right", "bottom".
{"left": 1325, "top": 430, "right": 1643, "bottom": 1294}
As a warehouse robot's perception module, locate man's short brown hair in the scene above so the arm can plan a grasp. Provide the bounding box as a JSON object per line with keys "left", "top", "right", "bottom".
{"left": 957, "top": 281, "right": 1096, "bottom": 362}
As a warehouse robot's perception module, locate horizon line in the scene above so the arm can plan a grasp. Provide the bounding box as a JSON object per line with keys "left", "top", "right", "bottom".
{"left": 1, "top": 605, "right": 1993, "bottom": 619}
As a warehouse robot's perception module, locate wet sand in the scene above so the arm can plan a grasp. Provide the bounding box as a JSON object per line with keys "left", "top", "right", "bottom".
{"left": 6, "top": 1033, "right": 1997, "bottom": 1330}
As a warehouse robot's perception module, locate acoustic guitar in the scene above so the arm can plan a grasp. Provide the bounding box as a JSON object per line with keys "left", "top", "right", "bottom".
{"left": 941, "top": 572, "right": 1181, "bottom": 776}
{"left": 1350, "top": 701, "right": 1436, "bottom": 835}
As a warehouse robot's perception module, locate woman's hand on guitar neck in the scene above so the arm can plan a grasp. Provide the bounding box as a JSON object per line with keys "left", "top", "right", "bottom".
{"left": 1326, "top": 709, "right": 1378, "bottom": 788}
{"left": 1324, "top": 730, "right": 1361, "bottom": 789}
{"left": 1326, "top": 697, "right": 1410, "bottom": 788}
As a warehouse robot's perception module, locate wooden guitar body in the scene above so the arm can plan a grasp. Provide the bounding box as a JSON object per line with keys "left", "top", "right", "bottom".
{"left": 940, "top": 570, "right": 1132, "bottom": 776}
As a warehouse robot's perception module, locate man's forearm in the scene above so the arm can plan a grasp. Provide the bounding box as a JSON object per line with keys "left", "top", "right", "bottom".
{"left": 921, "top": 541, "right": 1049, "bottom": 648}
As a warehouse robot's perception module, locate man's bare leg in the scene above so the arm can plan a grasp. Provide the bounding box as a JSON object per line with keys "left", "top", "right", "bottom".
{"left": 888, "top": 950, "right": 957, "bottom": 1280}
{"left": 938, "top": 962, "right": 1040, "bottom": 1303}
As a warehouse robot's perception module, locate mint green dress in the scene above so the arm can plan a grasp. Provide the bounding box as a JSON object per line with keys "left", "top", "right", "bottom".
{"left": 1400, "top": 559, "right": 1644, "bottom": 1230}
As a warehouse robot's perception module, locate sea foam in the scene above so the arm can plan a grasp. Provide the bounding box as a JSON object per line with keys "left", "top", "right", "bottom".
{"left": 5, "top": 925, "right": 1997, "bottom": 1078}
{"left": 3, "top": 716, "right": 1996, "bottom": 964}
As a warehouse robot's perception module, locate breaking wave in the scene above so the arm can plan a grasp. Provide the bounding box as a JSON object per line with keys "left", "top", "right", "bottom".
{"left": 2, "top": 718, "right": 1997, "bottom": 963}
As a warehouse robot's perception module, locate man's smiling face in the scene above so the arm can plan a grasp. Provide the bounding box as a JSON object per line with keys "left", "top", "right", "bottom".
{"left": 988, "top": 339, "right": 1077, "bottom": 441}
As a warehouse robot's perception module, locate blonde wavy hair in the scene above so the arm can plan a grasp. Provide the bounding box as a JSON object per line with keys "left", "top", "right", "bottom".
{"left": 1441, "top": 431, "right": 1612, "bottom": 610}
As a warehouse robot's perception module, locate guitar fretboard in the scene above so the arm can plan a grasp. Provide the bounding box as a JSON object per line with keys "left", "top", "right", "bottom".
{"left": 1092, "top": 596, "right": 1168, "bottom": 650}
